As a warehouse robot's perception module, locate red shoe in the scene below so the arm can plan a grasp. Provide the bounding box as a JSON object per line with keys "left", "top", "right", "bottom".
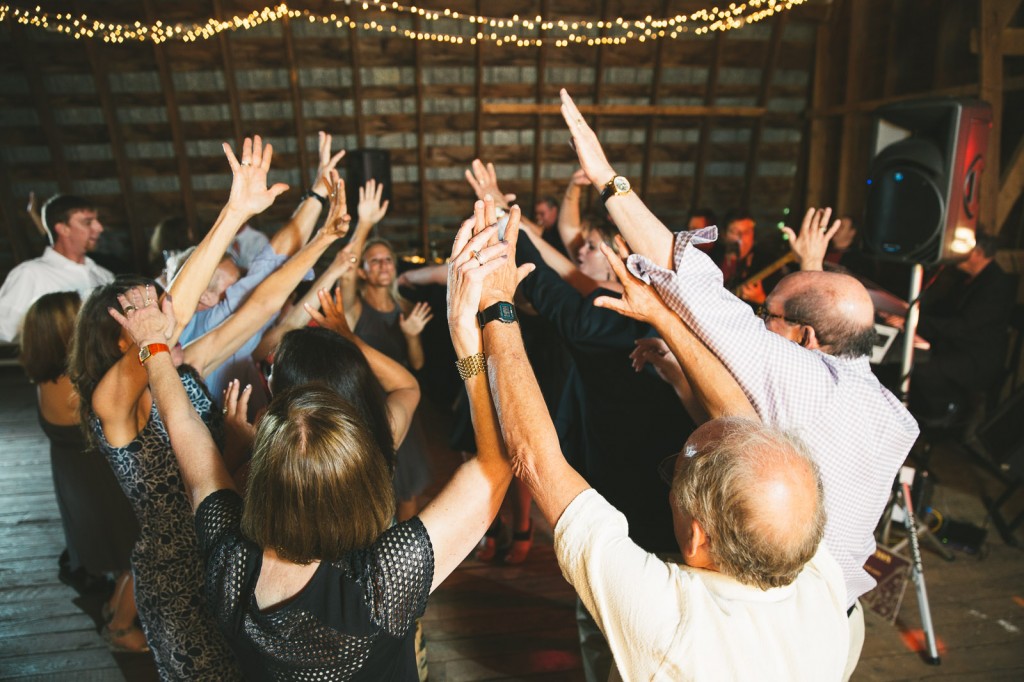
{"left": 476, "top": 518, "right": 504, "bottom": 562}
{"left": 505, "top": 522, "right": 533, "bottom": 564}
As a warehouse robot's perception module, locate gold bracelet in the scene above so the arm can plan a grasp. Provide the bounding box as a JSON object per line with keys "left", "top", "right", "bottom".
{"left": 455, "top": 352, "right": 486, "bottom": 381}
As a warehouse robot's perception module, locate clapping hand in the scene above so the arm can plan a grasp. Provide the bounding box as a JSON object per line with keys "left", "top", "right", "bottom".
{"left": 108, "top": 284, "right": 174, "bottom": 348}
{"left": 310, "top": 131, "right": 347, "bottom": 199}
{"left": 222, "top": 135, "right": 289, "bottom": 218}
{"left": 357, "top": 179, "right": 390, "bottom": 226}
{"left": 400, "top": 301, "right": 434, "bottom": 337}
{"left": 464, "top": 159, "right": 516, "bottom": 210}
{"left": 781, "top": 207, "right": 841, "bottom": 272}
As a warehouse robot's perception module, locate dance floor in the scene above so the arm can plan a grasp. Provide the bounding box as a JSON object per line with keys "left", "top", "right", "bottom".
{"left": 1, "top": 364, "right": 1022, "bottom": 680}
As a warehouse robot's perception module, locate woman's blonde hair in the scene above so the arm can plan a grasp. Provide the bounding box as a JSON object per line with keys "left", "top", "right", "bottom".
{"left": 242, "top": 385, "right": 395, "bottom": 564}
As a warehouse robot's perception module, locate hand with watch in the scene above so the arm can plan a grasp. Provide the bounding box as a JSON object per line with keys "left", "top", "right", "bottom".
{"left": 107, "top": 284, "right": 176, "bottom": 366}
{"left": 446, "top": 196, "right": 534, "bottom": 380}
{"left": 305, "top": 131, "right": 347, "bottom": 207}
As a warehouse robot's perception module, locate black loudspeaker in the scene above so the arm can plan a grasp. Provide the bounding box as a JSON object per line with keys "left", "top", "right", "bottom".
{"left": 863, "top": 98, "right": 992, "bottom": 265}
{"left": 344, "top": 149, "right": 392, "bottom": 217}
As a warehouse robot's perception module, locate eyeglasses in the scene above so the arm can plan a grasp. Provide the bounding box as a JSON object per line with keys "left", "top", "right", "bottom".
{"left": 755, "top": 303, "right": 805, "bottom": 327}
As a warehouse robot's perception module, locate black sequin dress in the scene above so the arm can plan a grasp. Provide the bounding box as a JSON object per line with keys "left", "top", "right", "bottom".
{"left": 91, "top": 367, "right": 242, "bottom": 680}
{"left": 196, "top": 489, "right": 434, "bottom": 681}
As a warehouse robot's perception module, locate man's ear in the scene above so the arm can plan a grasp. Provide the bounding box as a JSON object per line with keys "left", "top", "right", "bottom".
{"left": 799, "top": 325, "right": 821, "bottom": 351}
{"left": 685, "top": 519, "right": 716, "bottom": 570}
{"left": 52, "top": 221, "right": 69, "bottom": 243}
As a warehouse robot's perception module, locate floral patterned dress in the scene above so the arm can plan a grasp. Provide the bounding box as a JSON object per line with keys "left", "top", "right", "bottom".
{"left": 91, "top": 366, "right": 242, "bottom": 680}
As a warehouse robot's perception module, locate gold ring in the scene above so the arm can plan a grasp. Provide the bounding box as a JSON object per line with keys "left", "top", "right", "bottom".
{"left": 123, "top": 304, "right": 136, "bottom": 313}
{"left": 222, "top": 407, "right": 228, "bottom": 415}
{"left": 240, "top": 160, "right": 251, "bottom": 167}
{"left": 472, "top": 250, "right": 485, "bottom": 266}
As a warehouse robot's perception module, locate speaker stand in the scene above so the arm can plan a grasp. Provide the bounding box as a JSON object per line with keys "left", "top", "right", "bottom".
{"left": 899, "top": 263, "right": 924, "bottom": 406}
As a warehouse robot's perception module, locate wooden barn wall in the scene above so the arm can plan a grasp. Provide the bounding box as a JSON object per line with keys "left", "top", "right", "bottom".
{"left": 2, "top": 0, "right": 825, "bottom": 275}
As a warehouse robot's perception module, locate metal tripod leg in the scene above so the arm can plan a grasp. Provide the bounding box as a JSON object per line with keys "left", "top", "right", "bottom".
{"left": 899, "top": 480, "right": 941, "bottom": 665}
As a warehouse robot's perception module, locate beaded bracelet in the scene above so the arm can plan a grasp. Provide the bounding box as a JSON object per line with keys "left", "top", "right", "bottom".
{"left": 455, "top": 352, "right": 487, "bottom": 381}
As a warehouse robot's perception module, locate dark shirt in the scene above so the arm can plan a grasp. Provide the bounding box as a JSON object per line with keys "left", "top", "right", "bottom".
{"left": 195, "top": 490, "right": 433, "bottom": 681}
{"left": 517, "top": 237, "right": 694, "bottom": 554}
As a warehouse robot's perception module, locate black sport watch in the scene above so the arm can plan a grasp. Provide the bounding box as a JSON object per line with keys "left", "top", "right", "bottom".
{"left": 477, "top": 301, "right": 518, "bottom": 327}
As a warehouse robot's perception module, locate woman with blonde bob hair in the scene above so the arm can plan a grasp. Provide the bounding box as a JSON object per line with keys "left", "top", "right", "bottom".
{"left": 110, "top": 199, "right": 525, "bottom": 680}
{"left": 242, "top": 387, "right": 395, "bottom": 563}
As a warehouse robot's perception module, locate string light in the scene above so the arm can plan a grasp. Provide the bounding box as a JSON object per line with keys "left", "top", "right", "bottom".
{"left": 0, "top": 1, "right": 806, "bottom": 47}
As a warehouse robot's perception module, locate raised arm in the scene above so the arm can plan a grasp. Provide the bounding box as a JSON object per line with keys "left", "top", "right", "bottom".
{"left": 339, "top": 179, "right": 390, "bottom": 326}
{"left": 560, "top": 89, "right": 674, "bottom": 267}
{"left": 168, "top": 135, "right": 288, "bottom": 343}
{"left": 594, "top": 241, "right": 757, "bottom": 422}
{"left": 464, "top": 158, "right": 545, "bottom": 238}
{"left": 305, "top": 286, "right": 420, "bottom": 447}
{"left": 109, "top": 287, "right": 234, "bottom": 511}
{"left": 781, "top": 207, "right": 841, "bottom": 272}
{"left": 418, "top": 199, "right": 525, "bottom": 591}
{"left": 268, "top": 131, "right": 346, "bottom": 256}
{"left": 557, "top": 169, "right": 590, "bottom": 254}
{"left": 183, "top": 171, "right": 351, "bottom": 378}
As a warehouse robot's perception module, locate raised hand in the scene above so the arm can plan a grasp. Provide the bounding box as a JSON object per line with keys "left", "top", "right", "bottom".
{"left": 464, "top": 159, "right": 516, "bottom": 210}
{"left": 780, "top": 207, "right": 842, "bottom": 272}
{"left": 222, "top": 379, "right": 255, "bottom": 460}
{"left": 630, "top": 337, "right": 685, "bottom": 386}
{"left": 321, "top": 169, "right": 352, "bottom": 239}
{"left": 593, "top": 240, "right": 674, "bottom": 326}
{"left": 310, "top": 131, "right": 346, "bottom": 198}
{"left": 222, "top": 135, "right": 289, "bottom": 218}
{"left": 108, "top": 284, "right": 174, "bottom": 348}
{"left": 560, "top": 89, "right": 616, "bottom": 188}
{"left": 569, "top": 168, "right": 591, "bottom": 189}
{"left": 305, "top": 286, "right": 356, "bottom": 340}
{"left": 357, "top": 178, "right": 390, "bottom": 226}
{"left": 400, "top": 301, "right": 434, "bottom": 337}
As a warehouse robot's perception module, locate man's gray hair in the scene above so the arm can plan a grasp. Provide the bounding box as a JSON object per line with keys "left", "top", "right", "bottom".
{"left": 672, "top": 417, "right": 826, "bottom": 590}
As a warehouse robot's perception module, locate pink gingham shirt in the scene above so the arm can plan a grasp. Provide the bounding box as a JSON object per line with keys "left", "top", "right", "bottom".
{"left": 628, "top": 227, "right": 919, "bottom": 607}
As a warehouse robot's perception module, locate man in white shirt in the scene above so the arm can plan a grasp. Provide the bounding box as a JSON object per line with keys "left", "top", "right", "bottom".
{"left": 0, "top": 195, "right": 114, "bottom": 342}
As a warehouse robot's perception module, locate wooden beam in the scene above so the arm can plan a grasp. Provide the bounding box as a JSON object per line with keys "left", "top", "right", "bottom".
{"left": 482, "top": 103, "right": 765, "bottom": 117}
{"left": 806, "top": 78, "right": 1024, "bottom": 118}
{"left": 531, "top": 0, "right": 549, "bottom": 213}
{"left": 473, "top": 0, "right": 483, "bottom": 159}
{"left": 142, "top": 0, "right": 198, "bottom": 244}
{"left": 980, "top": 0, "right": 1007, "bottom": 231}
{"left": 997, "top": 135, "right": 1024, "bottom": 230}
{"left": 281, "top": 14, "right": 311, "bottom": 189}
{"left": 413, "top": 15, "right": 429, "bottom": 258}
{"left": 72, "top": 0, "right": 144, "bottom": 272}
{"left": 11, "top": 27, "right": 71, "bottom": 194}
{"left": 640, "top": 0, "right": 671, "bottom": 198}
{"left": 742, "top": 12, "right": 787, "bottom": 208}
{"left": 804, "top": 22, "right": 832, "bottom": 208}
{"left": 348, "top": 23, "right": 366, "bottom": 148}
{"left": 213, "top": 0, "right": 244, "bottom": 150}
{"left": 970, "top": 27, "right": 1024, "bottom": 55}
{"left": 835, "top": 0, "right": 867, "bottom": 217}
{"left": 691, "top": 33, "right": 725, "bottom": 211}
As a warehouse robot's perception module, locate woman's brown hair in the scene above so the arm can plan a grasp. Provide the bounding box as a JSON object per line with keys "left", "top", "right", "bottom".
{"left": 20, "top": 291, "right": 81, "bottom": 384}
{"left": 242, "top": 385, "right": 395, "bottom": 564}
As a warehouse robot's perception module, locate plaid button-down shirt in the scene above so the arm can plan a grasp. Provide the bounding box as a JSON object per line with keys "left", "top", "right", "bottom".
{"left": 628, "top": 227, "right": 919, "bottom": 607}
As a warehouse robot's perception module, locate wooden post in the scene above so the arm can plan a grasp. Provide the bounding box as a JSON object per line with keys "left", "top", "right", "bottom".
{"left": 640, "top": 0, "right": 671, "bottom": 199}
{"left": 804, "top": 21, "right": 833, "bottom": 209}
{"left": 835, "top": 0, "right": 867, "bottom": 217}
{"left": 348, "top": 22, "right": 366, "bottom": 148}
{"left": 282, "top": 14, "right": 311, "bottom": 190}
{"left": 531, "top": 0, "right": 549, "bottom": 214}
{"left": 12, "top": 27, "right": 71, "bottom": 194}
{"left": 413, "top": 16, "right": 430, "bottom": 258}
{"left": 742, "top": 13, "right": 787, "bottom": 208}
{"left": 980, "top": 0, "right": 1013, "bottom": 233}
{"left": 473, "top": 0, "right": 484, "bottom": 160}
{"left": 213, "top": 0, "right": 244, "bottom": 148}
{"left": 142, "top": 0, "right": 198, "bottom": 245}
{"left": 691, "top": 33, "right": 724, "bottom": 211}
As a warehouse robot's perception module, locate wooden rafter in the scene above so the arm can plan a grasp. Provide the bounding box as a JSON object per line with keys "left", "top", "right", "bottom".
{"left": 473, "top": 0, "right": 483, "bottom": 158}
{"left": 998, "top": 135, "right": 1024, "bottom": 230}
{"left": 690, "top": 33, "right": 724, "bottom": 211}
{"left": 482, "top": 103, "right": 764, "bottom": 117}
{"left": 142, "top": 0, "right": 198, "bottom": 243}
{"left": 835, "top": 0, "right": 866, "bottom": 217}
{"left": 531, "top": 0, "right": 549, "bottom": 211}
{"left": 640, "top": 0, "right": 671, "bottom": 198}
{"left": 73, "top": 4, "right": 144, "bottom": 271}
{"left": 282, "top": 15, "right": 311, "bottom": 189}
{"left": 742, "top": 12, "right": 787, "bottom": 208}
{"left": 413, "top": 15, "right": 429, "bottom": 257}
{"left": 213, "top": 0, "right": 243, "bottom": 149}
{"left": 12, "top": 27, "right": 71, "bottom": 194}
{"left": 348, "top": 23, "right": 366, "bottom": 148}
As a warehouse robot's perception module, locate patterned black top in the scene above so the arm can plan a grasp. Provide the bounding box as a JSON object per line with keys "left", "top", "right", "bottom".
{"left": 195, "top": 489, "right": 434, "bottom": 681}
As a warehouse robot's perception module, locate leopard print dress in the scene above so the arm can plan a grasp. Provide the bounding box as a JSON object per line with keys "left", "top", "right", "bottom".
{"left": 91, "top": 367, "right": 242, "bottom": 680}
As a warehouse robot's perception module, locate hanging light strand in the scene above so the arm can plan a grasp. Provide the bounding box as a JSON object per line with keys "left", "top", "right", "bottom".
{"left": 0, "top": 1, "right": 806, "bottom": 46}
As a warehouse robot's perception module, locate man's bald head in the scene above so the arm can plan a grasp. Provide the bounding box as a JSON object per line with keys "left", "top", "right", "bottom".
{"left": 672, "top": 418, "right": 826, "bottom": 590}
{"left": 770, "top": 271, "right": 876, "bottom": 358}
